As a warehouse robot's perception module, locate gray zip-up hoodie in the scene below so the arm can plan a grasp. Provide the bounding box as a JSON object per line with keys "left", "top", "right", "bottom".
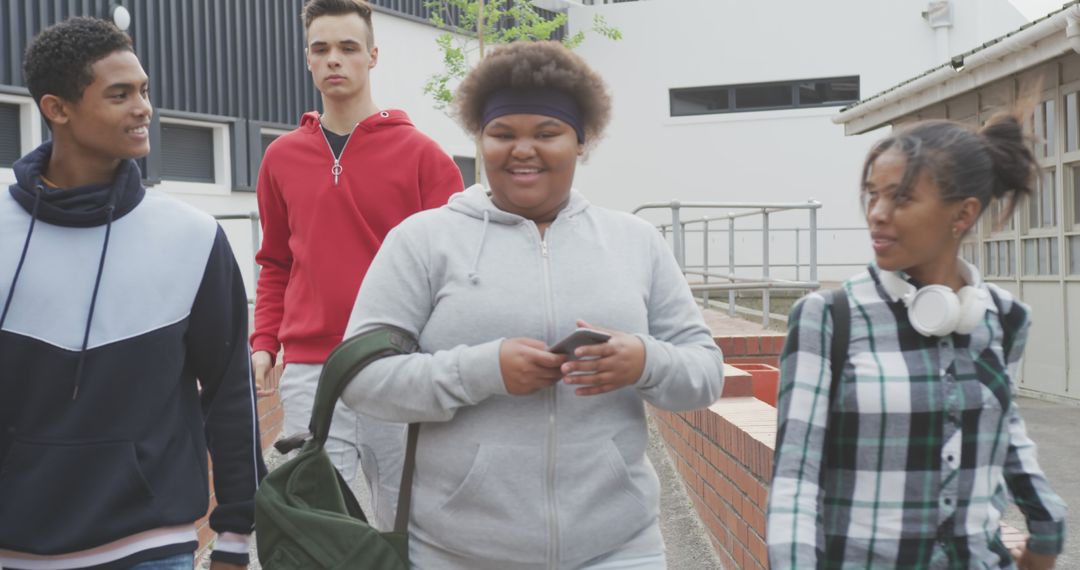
{"left": 342, "top": 185, "right": 724, "bottom": 569}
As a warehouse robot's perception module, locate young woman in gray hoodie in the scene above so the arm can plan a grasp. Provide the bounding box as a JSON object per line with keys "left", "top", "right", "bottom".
{"left": 341, "top": 41, "right": 725, "bottom": 570}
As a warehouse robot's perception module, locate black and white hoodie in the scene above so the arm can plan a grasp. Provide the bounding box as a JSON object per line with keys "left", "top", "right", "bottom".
{"left": 0, "top": 142, "right": 266, "bottom": 569}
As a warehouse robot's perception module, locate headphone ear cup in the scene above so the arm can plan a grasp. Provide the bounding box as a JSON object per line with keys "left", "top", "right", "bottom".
{"left": 954, "top": 286, "right": 988, "bottom": 335}
{"left": 908, "top": 285, "right": 961, "bottom": 337}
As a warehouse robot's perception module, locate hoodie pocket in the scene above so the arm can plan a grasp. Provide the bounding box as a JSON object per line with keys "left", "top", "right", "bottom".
{"left": 0, "top": 439, "right": 155, "bottom": 552}
{"left": 419, "top": 444, "right": 547, "bottom": 564}
{"left": 557, "top": 439, "right": 656, "bottom": 563}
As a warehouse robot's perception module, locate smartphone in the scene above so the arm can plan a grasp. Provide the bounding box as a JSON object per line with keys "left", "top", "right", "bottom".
{"left": 548, "top": 328, "right": 612, "bottom": 359}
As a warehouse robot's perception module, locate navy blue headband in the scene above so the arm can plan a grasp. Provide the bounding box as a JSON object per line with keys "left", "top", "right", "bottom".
{"left": 481, "top": 87, "right": 585, "bottom": 143}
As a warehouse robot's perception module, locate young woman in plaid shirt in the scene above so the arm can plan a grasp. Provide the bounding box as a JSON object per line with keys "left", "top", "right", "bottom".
{"left": 767, "top": 113, "right": 1067, "bottom": 569}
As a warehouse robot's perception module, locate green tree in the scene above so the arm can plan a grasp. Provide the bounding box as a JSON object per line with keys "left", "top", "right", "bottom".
{"left": 423, "top": 0, "right": 622, "bottom": 110}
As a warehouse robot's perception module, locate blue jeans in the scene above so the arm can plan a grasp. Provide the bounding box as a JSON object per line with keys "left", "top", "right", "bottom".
{"left": 129, "top": 552, "right": 195, "bottom": 570}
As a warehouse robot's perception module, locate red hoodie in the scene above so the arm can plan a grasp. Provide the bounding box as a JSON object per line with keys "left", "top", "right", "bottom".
{"left": 251, "top": 110, "right": 463, "bottom": 364}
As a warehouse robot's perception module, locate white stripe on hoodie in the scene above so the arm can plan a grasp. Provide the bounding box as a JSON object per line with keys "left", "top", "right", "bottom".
{"left": 342, "top": 185, "right": 725, "bottom": 569}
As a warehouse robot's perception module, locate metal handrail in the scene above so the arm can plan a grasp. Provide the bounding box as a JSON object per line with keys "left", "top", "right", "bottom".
{"left": 632, "top": 200, "right": 823, "bottom": 327}
{"left": 214, "top": 212, "right": 261, "bottom": 300}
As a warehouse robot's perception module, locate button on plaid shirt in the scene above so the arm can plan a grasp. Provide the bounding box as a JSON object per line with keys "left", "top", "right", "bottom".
{"left": 767, "top": 264, "right": 1066, "bottom": 569}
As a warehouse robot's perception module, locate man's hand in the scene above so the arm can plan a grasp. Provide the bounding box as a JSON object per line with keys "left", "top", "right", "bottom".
{"left": 499, "top": 338, "right": 567, "bottom": 396}
{"left": 1011, "top": 544, "right": 1057, "bottom": 570}
{"left": 559, "top": 319, "right": 645, "bottom": 396}
{"left": 209, "top": 560, "right": 247, "bottom": 570}
{"left": 252, "top": 350, "right": 279, "bottom": 397}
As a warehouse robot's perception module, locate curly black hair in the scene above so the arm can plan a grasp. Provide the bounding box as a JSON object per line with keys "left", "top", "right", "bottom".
{"left": 23, "top": 17, "right": 133, "bottom": 106}
{"left": 454, "top": 41, "right": 612, "bottom": 148}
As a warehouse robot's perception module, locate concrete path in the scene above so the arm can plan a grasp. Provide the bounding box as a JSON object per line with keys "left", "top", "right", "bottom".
{"left": 1000, "top": 396, "right": 1080, "bottom": 568}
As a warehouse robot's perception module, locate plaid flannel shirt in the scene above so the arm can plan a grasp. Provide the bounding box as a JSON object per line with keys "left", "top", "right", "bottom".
{"left": 767, "top": 263, "right": 1067, "bottom": 569}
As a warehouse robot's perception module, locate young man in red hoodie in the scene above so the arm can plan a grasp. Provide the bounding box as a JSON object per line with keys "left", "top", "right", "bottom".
{"left": 250, "top": 0, "right": 462, "bottom": 531}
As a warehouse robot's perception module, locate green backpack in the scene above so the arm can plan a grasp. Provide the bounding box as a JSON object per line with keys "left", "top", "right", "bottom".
{"left": 254, "top": 326, "right": 420, "bottom": 569}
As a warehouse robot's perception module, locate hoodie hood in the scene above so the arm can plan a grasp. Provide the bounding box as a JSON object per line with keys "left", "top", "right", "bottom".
{"left": 298, "top": 109, "right": 415, "bottom": 134}
{"left": 8, "top": 141, "right": 145, "bottom": 228}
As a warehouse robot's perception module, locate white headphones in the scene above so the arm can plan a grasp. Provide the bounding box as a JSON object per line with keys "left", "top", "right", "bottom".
{"left": 878, "top": 269, "right": 989, "bottom": 337}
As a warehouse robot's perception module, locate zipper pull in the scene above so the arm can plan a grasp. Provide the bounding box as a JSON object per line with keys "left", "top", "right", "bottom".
{"left": 331, "top": 162, "right": 342, "bottom": 186}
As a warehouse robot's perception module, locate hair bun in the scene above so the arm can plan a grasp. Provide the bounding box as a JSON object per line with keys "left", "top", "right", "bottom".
{"left": 978, "top": 112, "right": 1036, "bottom": 203}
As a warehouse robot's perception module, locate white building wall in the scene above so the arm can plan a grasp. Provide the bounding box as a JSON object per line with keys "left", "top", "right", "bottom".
{"left": 565, "top": 0, "right": 1029, "bottom": 280}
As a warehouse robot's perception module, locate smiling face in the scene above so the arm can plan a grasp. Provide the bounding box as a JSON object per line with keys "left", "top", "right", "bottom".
{"left": 47, "top": 50, "right": 152, "bottom": 165}
{"left": 305, "top": 13, "right": 378, "bottom": 101}
{"left": 863, "top": 148, "right": 972, "bottom": 284}
{"left": 481, "top": 113, "right": 584, "bottom": 222}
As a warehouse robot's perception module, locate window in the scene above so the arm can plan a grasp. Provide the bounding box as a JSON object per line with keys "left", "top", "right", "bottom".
{"left": 261, "top": 133, "right": 278, "bottom": 156}
{"left": 983, "top": 240, "right": 1015, "bottom": 277}
{"left": 157, "top": 117, "right": 232, "bottom": 193}
{"left": 1066, "top": 92, "right": 1079, "bottom": 153}
{"left": 454, "top": 155, "right": 476, "bottom": 188}
{"left": 0, "top": 103, "right": 20, "bottom": 168}
{"left": 1030, "top": 169, "right": 1057, "bottom": 229}
{"left": 670, "top": 76, "right": 859, "bottom": 117}
{"left": 734, "top": 84, "right": 792, "bottom": 110}
{"left": 162, "top": 123, "right": 215, "bottom": 183}
{"left": 1070, "top": 235, "right": 1080, "bottom": 274}
{"left": 1034, "top": 98, "right": 1056, "bottom": 158}
{"left": 1023, "top": 237, "right": 1059, "bottom": 276}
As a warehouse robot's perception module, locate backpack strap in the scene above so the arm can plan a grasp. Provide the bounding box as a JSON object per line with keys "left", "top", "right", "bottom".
{"left": 986, "top": 287, "right": 1014, "bottom": 362}
{"left": 827, "top": 288, "right": 850, "bottom": 404}
{"left": 306, "top": 325, "right": 418, "bottom": 444}
{"left": 820, "top": 288, "right": 849, "bottom": 478}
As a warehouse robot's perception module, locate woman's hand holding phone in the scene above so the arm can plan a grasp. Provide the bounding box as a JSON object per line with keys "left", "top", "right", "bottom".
{"left": 500, "top": 338, "right": 569, "bottom": 396}
{"left": 560, "top": 319, "right": 646, "bottom": 396}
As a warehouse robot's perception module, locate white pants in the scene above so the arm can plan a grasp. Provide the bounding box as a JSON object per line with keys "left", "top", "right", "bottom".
{"left": 279, "top": 363, "right": 405, "bottom": 531}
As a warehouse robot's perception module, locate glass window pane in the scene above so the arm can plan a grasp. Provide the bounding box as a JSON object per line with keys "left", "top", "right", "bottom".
{"left": 734, "top": 84, "right": 792, "bottom": 110}
{"left": 670, "top": 88, "right": 730, "bottom": 116}
{"left": 1051, "top": 237, "right": 1060, "bottom": 274}
{"left": 1037, "top": 169, "right": 1057, "bottom": 228}
{"left": 1039, "top": 238, "right": 1049, "bottom": 275}
{"left": 797, "top": 77, "right": 859, "bottom": 105}
{"left": 1067, "top": 92, "right": 1079, "bottom": 153}
{"left": 1024, "top": 239, "right": 1037, "bottom": 275}
{"left": 0, "top": 103, "right": 20, "bottom": 168}
{"left": 1074, "top": 164, "right": 1080, "bottom": 228}
{"left": 1046, "top": 99, "right": 1056, "bottom": 157}
{"left": 1070, "top": 235, "right": 1080, "bottom": 274}
{"left": 1002, "top": 240, "right": 1010, "bottom": 276}
{"left": 1035, "top": 104, "right": 1046, "bottom": 157}
{"left": 1031, "top": 185, "right": 1041, "bottom": 228}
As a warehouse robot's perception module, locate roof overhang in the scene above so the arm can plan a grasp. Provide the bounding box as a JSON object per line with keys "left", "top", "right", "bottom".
{"left": 834, "top": 3, "right": 1080, "bottom": 135}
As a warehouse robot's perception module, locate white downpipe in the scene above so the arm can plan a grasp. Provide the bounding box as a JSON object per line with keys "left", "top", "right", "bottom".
{"left": 1068, "top": 8, "right": 1080, "bottom": 53}
{"left": 833, "top": 7, "right": 1079, "bottom": 125}
{"left": 935, "top": 26, "right": 951, "bottom": 62}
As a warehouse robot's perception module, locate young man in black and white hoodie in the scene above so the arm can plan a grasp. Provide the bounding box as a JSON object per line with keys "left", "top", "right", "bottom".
{"left": 0, "top": 17, "right": 265, "bottom": 570}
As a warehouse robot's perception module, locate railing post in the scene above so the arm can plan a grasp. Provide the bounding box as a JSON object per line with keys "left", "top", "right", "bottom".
{"left": 762, "top": 209, "right": 770, "bottom": 328}
{"left": 671, "top": 201, "right": 684, "bottom": 270}
{"left": 795, "top": 227, "right": 801, "bottom": 282}
{"left": 702, "top": 217, "right": 710, "bottom": 306}
{"left": 728, "top": 213, "right": 736, "bottom": 317}
{"left": 249, "top": 211, "right": 261, "bottom": 283}
{"left": 809, "top": 200, "right": 819, "bottom": 284}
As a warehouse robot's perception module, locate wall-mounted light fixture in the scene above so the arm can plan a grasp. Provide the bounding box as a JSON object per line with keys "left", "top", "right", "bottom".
{"left": 111, "top": 4, "right": 131, "bottom": 31}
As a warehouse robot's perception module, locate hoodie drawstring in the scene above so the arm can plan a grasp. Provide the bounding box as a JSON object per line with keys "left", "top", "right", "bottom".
{"left": 0, "top": 185, "right": 44, "bottom": 332}
{"left": 72, "top": 201, "right": 116, "bottom": 400}
{"left": 467, "top": 210, "right": 490, "bottom": 285}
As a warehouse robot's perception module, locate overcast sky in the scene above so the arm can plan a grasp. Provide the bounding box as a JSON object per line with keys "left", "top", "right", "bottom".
{"left": 1009, "top": 0, "right": 1071, "bottom": 20}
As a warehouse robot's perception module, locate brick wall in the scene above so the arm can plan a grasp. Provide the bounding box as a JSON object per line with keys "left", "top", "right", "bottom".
{"left": 715, "top": 332, "right": 785, "bottom": 369}
{"left": 651, "top": 398, "right": 775, "bottom": 569}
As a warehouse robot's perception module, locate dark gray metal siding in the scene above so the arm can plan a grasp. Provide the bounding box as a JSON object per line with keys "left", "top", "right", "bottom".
{"left": 1, "top": 0, "right": 319, "bottom": 126}
{"left": 0, "top": 102, "right": 19, "bottom": 168}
